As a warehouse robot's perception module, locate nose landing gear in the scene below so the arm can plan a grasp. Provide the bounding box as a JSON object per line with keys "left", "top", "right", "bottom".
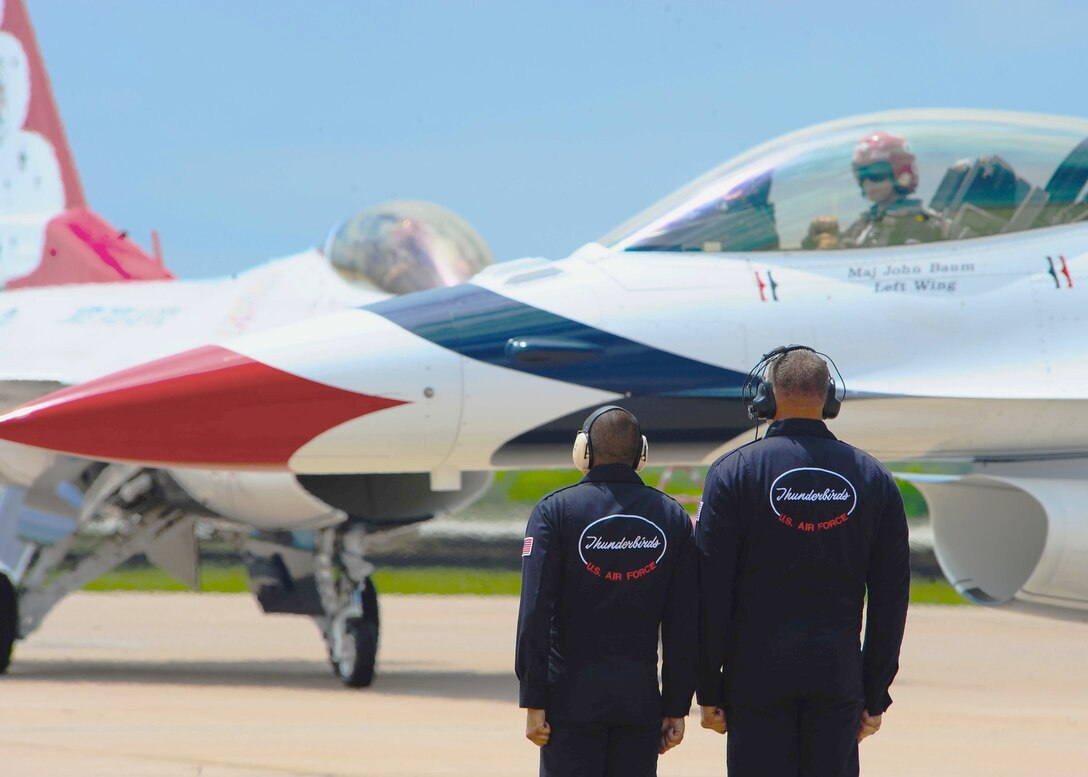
{"left": 315, "top": 525, "right": 380, "bottom": 687}
{"left": 327, "top": 577, "right": 380, "bottom": 687}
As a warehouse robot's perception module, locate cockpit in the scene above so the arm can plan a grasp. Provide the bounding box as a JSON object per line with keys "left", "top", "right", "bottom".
{"left": 600, "top": 110, "right": 1088, "bottom": 253}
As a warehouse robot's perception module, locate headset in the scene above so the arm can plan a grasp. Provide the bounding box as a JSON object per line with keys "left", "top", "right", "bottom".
{"left": 742, "top": 345, "right": 846, "bottom": 422}
{"left": 572, "top": 405, "right": 649, "bottom": 473}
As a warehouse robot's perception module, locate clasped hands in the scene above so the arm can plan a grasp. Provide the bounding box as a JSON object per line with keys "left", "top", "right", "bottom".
{"left": 525, "top": 709, "right": 686, "bottom": 755}
{"left": 527, "top": 706, "right": 882, "bottom": 751}
{"left": 857, "top": 710, "right": 882, "bottom": 742}
{"left": 700, "top": 705, "right": 728, "bottom": 734}
{"left": 525, "top": 709, "right": 551, "bottom": 746}
{"left": 700, "top": 705, "right": 882, "bottom": 743}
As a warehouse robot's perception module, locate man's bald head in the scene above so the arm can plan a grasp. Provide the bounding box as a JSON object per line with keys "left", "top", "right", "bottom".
{"left": 588, "top": 408, "right": 643, "bottom": 467}
{"left": 769, "top": 349, "right": 831, "bottom": 414}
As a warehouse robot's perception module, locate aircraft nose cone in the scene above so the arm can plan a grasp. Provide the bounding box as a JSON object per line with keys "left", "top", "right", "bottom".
{"left": 0, "top": 345, "right": 407, "bottom": 468}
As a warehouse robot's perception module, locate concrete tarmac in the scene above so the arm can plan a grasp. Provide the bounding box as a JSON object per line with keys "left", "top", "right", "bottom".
{"left": 1, "top": 592, "right": 1086, "bottom": 776}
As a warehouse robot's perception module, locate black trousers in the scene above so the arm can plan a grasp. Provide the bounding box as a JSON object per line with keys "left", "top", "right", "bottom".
{"left": 726, "top": 696, "right": 863, "bottom": 777}
{"left": 540, "top": 720, "right": 659, "bottom": 777}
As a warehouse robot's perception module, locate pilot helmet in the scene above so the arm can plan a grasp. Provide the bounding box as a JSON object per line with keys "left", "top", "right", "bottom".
{"left": 852, "top": 131, "right": 918, "bottom": 195}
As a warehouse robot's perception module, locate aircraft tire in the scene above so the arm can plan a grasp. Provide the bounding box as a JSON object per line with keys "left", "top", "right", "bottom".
{"left": 330, "top": 576, "right": 379, "bottom": 688}
{"left": 0, "top": 574, "right": 16, "bottom": 675}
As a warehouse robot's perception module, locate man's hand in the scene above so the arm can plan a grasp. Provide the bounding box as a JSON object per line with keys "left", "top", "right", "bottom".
{"left": 659, "top": 716, "right": 685, "bottom": 754}
{"left": 857, "top": 710, "right": 882, "bottom": 743}
{"left": 700, "top": 705, "right": 727, "bottom": 735}
{"left": 525, "top": 708, "right": 551, "bottom": 747}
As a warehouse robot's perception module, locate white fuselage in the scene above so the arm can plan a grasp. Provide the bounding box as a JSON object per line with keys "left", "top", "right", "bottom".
{"left": 0, "top": 250, "right": 386, "bottom": 527}
{"left": 179, "top": 223, "right": 1088, "bottom": 479}
{"left": 3, "top": 224, "right": 1088, "bottom": 527}
{"left": 0, "top": 250, "right": 382, "bottom": 391}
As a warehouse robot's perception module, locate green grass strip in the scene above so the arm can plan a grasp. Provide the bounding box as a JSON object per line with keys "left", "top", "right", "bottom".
{"left": 910, "top": 578, "right": 968, "bottom": 604}
{"left": 373, "top": 567, "right": 522, "bottom": 595}
{"left": 83, "top": 565, "right": 522, "bottom": 596}
{"left": 84, "top": 565, "right": 250, "bottom": 593}
{"left": 85, "top": 565, "right": 966, "bottom": 603}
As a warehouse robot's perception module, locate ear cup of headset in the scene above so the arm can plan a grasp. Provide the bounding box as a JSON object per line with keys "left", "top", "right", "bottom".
{"left": 572, "top": 430, "right": 591, "bottom": 473}
{"left": 573, "top": 405, "right": 646, "bottom": 472}
{"left": 747, "top": 377, "right": 777, "bottom": 421}
{"left": 823, "top": 379, "right": 841, "bottom": 419}
{"left": 634, "top": 436, "right": 649, "bottom": 472}
{"left": 745, "top": 345, "right": 845, "bottom": 422}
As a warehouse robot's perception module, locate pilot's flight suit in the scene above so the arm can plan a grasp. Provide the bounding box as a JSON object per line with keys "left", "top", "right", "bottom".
{"left": 516, "top": 463, "right": 697, "bottom": 777}
{"left": 841, "top": 197, "right": 945, "bottom": 247}
{"left": 696, "top": 418, "right": 910, "bottom": 777}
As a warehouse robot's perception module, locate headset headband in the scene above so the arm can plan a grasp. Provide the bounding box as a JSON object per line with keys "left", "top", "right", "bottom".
{"left": 582, "top": 405, "right": 631, "bottom": 435}
{"left": 577, "top": 405, "right": 646, "bottom": 471}
{"left": 741, "top": 344, "right": 847, "bottom": 420}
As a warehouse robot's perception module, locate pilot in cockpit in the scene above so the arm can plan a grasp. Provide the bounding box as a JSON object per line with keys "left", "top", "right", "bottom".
{"left": 806, "top": 131, "right": 945, "bottom": 249}
{"left": 840, "top": 131, "right": 946, "bottom": 248}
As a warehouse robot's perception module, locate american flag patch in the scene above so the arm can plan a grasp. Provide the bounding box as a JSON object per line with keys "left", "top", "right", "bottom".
{"left": 522, "top": 537, "right": 534, "bottom": 557}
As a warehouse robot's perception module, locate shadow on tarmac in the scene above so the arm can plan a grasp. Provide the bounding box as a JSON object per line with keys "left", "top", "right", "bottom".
{"left": 3, "top": 659, "right": 518, "bottom": 702}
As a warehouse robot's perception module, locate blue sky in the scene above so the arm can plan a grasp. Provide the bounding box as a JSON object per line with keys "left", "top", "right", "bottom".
{"left": 30, "top": 0, "right": 1088, "bottom": 278}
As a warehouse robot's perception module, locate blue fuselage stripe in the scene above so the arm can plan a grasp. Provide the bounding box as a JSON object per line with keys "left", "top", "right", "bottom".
{"left": 365, "top": 284, "right": 746, "bottom": 395}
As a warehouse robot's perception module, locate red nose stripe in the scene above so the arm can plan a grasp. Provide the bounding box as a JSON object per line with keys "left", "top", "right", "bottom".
{"left": 0, "top": 345, "right": 407, "bottom": 468}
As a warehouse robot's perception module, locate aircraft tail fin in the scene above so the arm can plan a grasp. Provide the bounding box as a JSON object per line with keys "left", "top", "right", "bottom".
{"left": 0, "top": 0, "right": 173, "bottom": 288}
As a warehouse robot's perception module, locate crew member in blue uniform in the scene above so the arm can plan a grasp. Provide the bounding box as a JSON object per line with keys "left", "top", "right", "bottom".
{"left": 696, "top": 346, "right": 910, "bottom": 776}
{"left": 516, "top": 406, "right": 698, "bottom": 777}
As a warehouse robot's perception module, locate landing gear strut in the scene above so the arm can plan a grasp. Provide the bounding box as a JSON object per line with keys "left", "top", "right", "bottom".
{"left": 328, "top": 577, "right": 380, "bottom": 687}
{"left": 314, "top": 524, "right": 380, "bottom": 687}
{"left": 7, "top": 466, "right": 196, "bottom": 671}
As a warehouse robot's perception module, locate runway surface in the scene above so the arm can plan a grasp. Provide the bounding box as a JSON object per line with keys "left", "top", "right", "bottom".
{"left": 1, "top": 592, "right": 1086, "bottom": 776}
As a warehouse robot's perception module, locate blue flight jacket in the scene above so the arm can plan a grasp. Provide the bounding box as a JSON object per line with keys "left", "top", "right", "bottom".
{"left": 696, "top": 418, "right": 910, "bottom": 716}
{"left": 516, "top": 464, "right": 698, "bottom": 724}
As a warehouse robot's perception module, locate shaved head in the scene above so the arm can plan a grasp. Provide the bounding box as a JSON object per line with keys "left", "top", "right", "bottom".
{"left": 589, "top": 408, "right": 642, "bottom": 467}
{"left": 769, "top": 348, "right": 830, "bottom": 404}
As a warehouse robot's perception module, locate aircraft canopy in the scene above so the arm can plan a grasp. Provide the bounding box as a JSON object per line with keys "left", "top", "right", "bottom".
{"left": 601, "top": 110, "right": 1088, "bottom": 253}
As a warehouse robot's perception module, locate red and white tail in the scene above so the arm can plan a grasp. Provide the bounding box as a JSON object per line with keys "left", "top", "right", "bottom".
{"left": 0, "top": 0, "right": 172, "bottom": 289}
